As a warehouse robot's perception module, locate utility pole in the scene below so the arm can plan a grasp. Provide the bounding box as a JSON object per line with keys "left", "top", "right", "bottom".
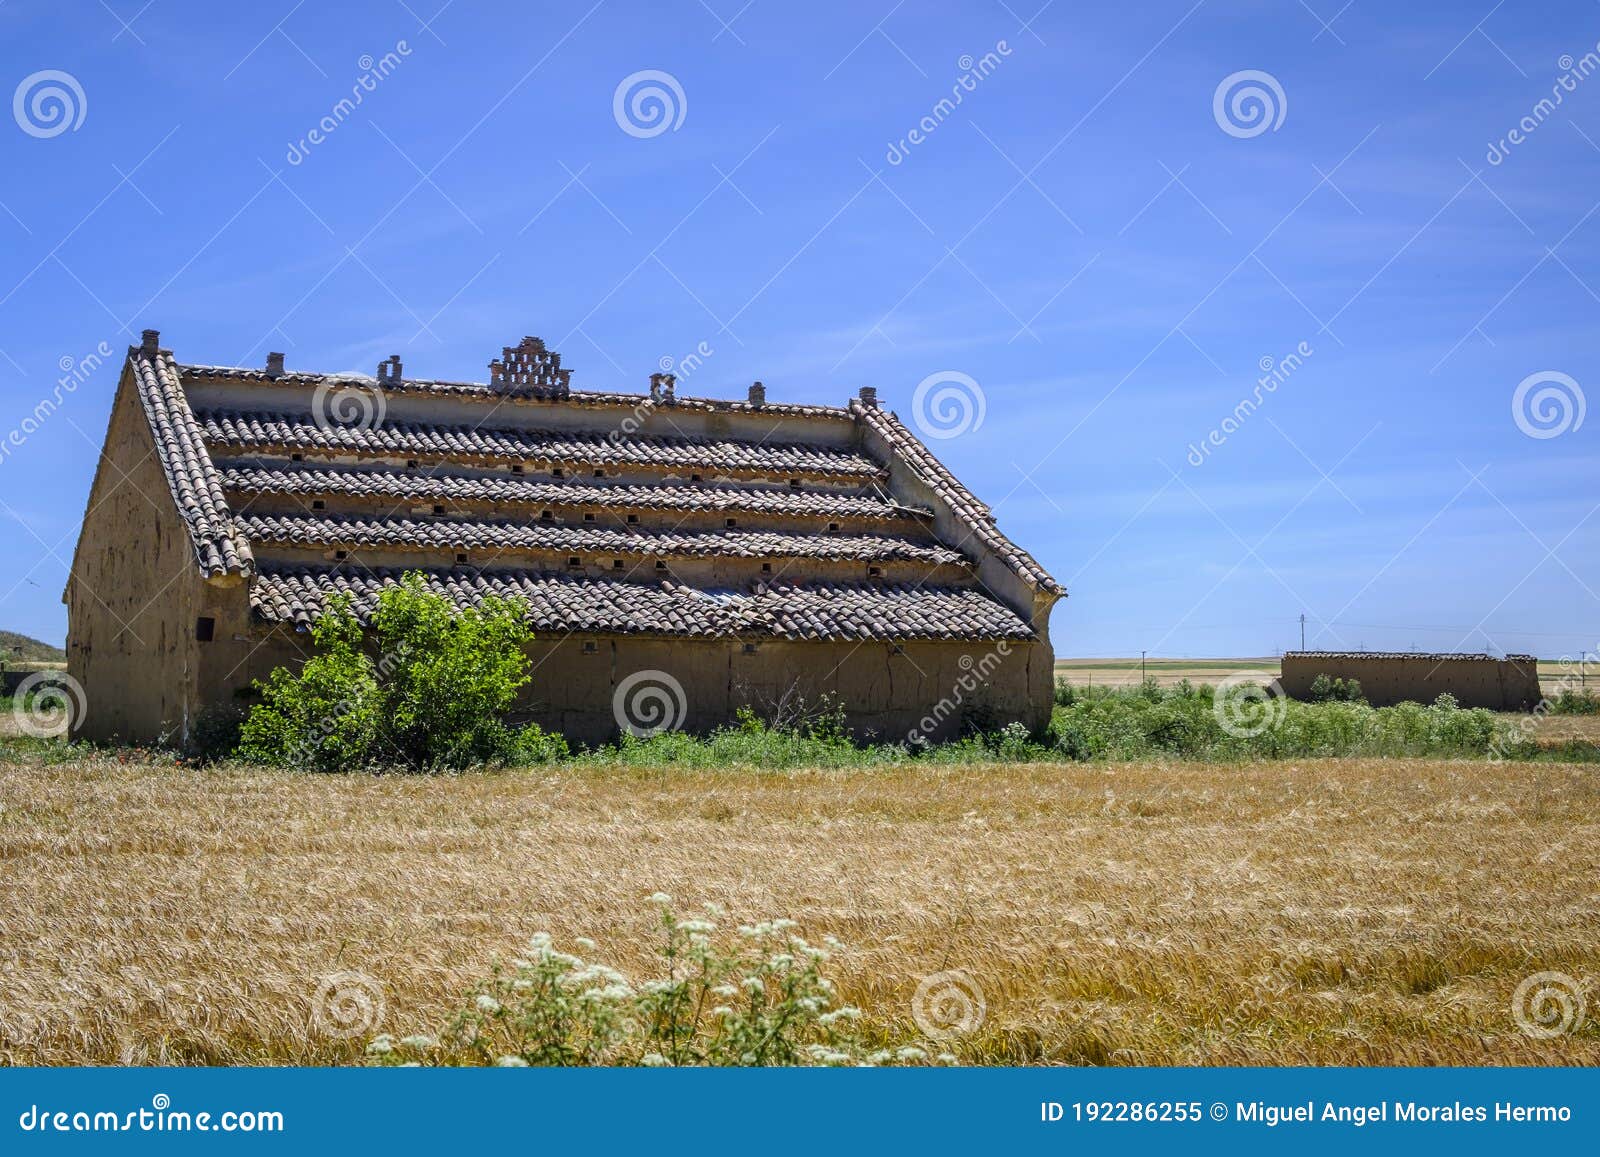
{"left": 1141, "top": 650, "right": 1146, "bottom": 683}
{"left": 1299, "top": 613, "right": 1306, "bottom": 652}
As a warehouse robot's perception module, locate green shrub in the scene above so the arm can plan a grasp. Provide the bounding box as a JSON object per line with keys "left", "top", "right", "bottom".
{"left": 236, "top": 573, "right": 535, "bottom": 771}
{"left": 370, "top": 896, "right": 940, "bottom": 1067}
{"left": 1550, "top": 687, "right": 1600, "bottom": 715}
{"left": 1308, "top": 674, "right": 1365, "bottom": 703}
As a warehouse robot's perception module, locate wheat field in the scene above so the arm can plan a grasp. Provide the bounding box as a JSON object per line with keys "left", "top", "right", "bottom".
{"left": 1, "top": 746, "right": 1596, "bottom": 1066}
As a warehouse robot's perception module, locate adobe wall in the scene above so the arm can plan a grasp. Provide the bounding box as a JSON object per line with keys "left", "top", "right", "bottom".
{"left": 66, "top": 370, "right": 205, "bottom": 745}
{"left": 1280, "top": 652, "right": 1542, "bottom": 710}
{"left": 196, "top": 627, "right": 1051, "bottom": 751}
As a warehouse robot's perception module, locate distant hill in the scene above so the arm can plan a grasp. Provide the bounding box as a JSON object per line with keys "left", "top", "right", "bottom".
{"left": 0, "top": 630, "right": 65, "bottom": 663}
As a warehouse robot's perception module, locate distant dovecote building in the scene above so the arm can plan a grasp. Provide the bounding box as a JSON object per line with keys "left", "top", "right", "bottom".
{"left": 65, "top": 331, "right": 1062, "bottom": 747}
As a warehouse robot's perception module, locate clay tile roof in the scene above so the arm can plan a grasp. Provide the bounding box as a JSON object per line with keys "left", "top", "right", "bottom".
{"left": 251, "top": 564, "right": 1034, "bottom": 641}
{"left": 110, "top": 335, "right": 1059, "bottom": 644}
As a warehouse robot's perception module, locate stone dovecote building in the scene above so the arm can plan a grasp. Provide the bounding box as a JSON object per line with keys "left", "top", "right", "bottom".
{"left": 65, "top": 330, "right": 1063, "bottom": 748}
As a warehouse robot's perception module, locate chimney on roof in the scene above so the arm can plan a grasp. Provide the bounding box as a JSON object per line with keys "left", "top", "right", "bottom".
{"left": 140, "top": 329, "right": 160, "bottom": 355}
{"left": 376, "top": 354, "right": 402, "bottom": 386}
{"left": 265, "top": 351, "right": 285, "bottom": 377}
{"left": 748, "top": 380, "right": 765, "bottom": 406}
{"left": 649, "top": 372, "right": 676, "bottom": 404}
{"left": 858, "top": 386, "right": 879, "bottom": 409}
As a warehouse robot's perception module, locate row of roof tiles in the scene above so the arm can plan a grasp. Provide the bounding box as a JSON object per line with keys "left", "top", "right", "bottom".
{"left": 251, "top": 565, "right": 1034, "bottom": 640}
{"left": 197, "top": 410, "right": 883, "bottom": 480}
{"left": 133, "top": 354, "right": 249, "bottom": 577}
{"left": 218, "top": 462, "right": 919, "bottom": 522}
{"left": 237, "top": 513, "right": 967, "bottom": 565}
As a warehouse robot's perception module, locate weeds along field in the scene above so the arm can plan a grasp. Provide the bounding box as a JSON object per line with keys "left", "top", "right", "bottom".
{"left": 1, "top": 742, "right": 1596, "bottom": 1066}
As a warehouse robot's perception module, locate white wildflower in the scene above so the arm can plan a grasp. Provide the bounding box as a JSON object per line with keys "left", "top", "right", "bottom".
{"left": 574, "top": 937, "right": 597, "bottom": 952}
{"left": 640, "top": 1053, "right": 670, "bottom": 1067}
{"left": 712, "top": 1006, "right": 734, "bottom": 1019}
{"left": 742, "top": 976, "right": 765, "bottom": 996}
{"left": 365, "top": 1035, "right": 395, "bottom": 1056}
{"left": 710, "top": 984, "right": 738, "bottom": 998}
{"left": 399, "top": 1035, "right": 437, "bottom": 1050}
{"left": 494, "top": 1055, "right": 528, "bottom": 1067}
{"left": 895, "top": 1046, "right": 928, "bottom": 1062}
{"left": 647, "top": 892, "right": 672, "bottom": 905}
{"left": 936, "top": 1053, "right": 959, "bottom": 1065}
{"left": 818, "top": 1007, "right": 860, "bottom": 1026}
{"left": 475, "top": 994, "right": 503, "bottom": 1014}
{"left": 676, "top": 918, "right": 716, "bottom": 935}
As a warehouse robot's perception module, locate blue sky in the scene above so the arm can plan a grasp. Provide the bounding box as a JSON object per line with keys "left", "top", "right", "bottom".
{"left": 0, "top": 0, "right": 1595, "bottom": 658}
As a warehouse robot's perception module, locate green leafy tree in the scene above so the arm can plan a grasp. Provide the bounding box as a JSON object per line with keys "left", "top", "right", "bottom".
{"left": 237, "top": 573, "right": 540, "bottom": 770}
{"left": 236, "top": 600, "right": 381, "bottom": 772}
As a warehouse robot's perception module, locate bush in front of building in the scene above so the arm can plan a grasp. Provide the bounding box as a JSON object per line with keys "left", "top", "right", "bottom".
{"left": 236, "top": 573, "right": 559, "bottom": 771}
{"left": 1307, "top": 673, "right": 1367, "bottom": 703}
